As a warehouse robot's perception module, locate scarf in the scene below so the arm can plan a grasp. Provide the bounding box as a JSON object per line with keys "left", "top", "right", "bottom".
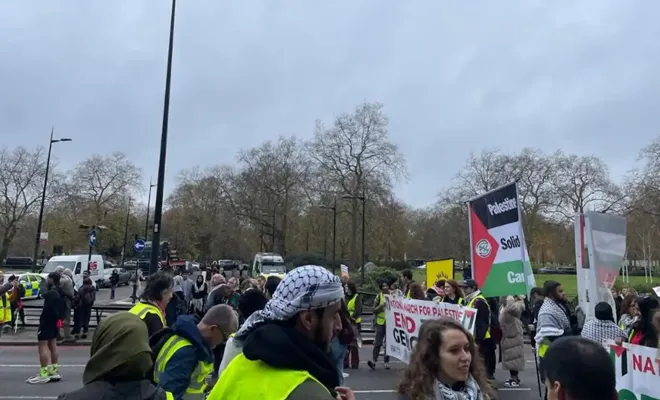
{"left": 434, "top": 375, "right": 483, "bottom": 400}
{"left": 581, "top": 319, "right": 627, "bottom": 345}
{"left": 534, "top": 298, "right": 571, "bottom": 345}
{"left": 235, "top": 265, "right": 344, "bottom": 340}
{"left": 83, "top": 313, "right": 153, "bottom": 384}
{"left": 242, "top": 322, "right": 340, "bottom": 398}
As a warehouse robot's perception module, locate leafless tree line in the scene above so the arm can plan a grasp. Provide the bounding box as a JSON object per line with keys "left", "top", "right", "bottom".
{"left": 2, "top": 102, "right": 660, "bottom": 268}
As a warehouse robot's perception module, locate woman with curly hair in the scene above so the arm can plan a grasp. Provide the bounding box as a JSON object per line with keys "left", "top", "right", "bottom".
{"left": 397, "top": 318, "right": 495, "bottom": 400}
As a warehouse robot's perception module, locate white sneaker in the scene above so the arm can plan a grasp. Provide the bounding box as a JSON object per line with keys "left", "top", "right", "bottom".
{"left": 342, "top": 372, "right": 350, "bottom": 378}
{"left": 26, "top": 374, "right": 50, "bottom": 384}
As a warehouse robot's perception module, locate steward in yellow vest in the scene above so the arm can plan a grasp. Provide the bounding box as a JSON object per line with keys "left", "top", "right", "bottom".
{"left": 461, "top": 279, "right": 496, "bottom": 379}
{"left": 129, "top": 271, "right": 174, "bottom": 337}
{"left": 150, "top": 305, "right": 237, "bottom": 400}
{"left": 209, "top": 265, "right": 347, "bottom": 400}
{"left": 368, "top": 284, "right": 391, "bottom": 370}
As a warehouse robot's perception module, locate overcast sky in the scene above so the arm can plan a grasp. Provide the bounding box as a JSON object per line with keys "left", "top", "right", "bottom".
{"left": 1, "top": 1, "right": 659, "bottom": 209}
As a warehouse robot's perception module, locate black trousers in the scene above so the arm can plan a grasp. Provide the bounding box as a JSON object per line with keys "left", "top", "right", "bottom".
{"left": 72, "top": 306, "right": 92, "bottom": 335}
{"left": 478, "top": 338, "right": 497, "bottom": 378}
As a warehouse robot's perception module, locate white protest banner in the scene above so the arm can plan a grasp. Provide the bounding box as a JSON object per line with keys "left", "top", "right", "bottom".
{"left": 385, "top": 294, "right": 477, "bottom": 363}
{"left": 605, "top": 341, "right": 660, "bottom": 400}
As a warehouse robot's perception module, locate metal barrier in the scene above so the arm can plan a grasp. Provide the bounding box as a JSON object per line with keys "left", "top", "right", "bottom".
{"left": 17, "top": 303, "right": 132, "bottom": 328}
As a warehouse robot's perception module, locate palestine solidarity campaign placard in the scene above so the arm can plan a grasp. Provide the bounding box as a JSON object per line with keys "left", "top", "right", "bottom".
{"left": 467, "top": 182, "right": 535, "bottom": 297}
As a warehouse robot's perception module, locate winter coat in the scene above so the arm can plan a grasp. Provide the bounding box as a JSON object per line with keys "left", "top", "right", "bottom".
{"left": 498, "top": 297, "right": 526, "bottom": 372}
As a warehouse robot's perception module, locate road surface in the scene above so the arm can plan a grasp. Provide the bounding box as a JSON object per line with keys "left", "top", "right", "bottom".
{"left": 0, "top": 345, "right": 542, "bottom": 400}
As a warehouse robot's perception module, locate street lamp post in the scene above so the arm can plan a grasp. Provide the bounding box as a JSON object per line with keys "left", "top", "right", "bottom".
{"left": 144, "top": 179, "right": 156, "bottom": 240}
{"left": 320, "top": 199, "right": 337, "bottom": 274}
{"left": 121, "top": 197, "right": 132, "bottom": 266}
{"left": 343, "top": 192, "right": 366, "bottom": 284}
{"left": 150, "top": 0, "right": 177, "bottom": 274}
{"left": 33, "top": 128, "right": 72, "bottom": 268}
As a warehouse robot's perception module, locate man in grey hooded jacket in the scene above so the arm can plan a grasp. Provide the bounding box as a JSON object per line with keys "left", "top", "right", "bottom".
{"left": 55, "top": 267, "right": 75, "bottom": 341}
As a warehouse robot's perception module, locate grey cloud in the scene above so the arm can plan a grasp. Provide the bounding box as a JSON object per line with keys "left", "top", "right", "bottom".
{"left": 1, "top": 1, "right": 659, "bottom": 208}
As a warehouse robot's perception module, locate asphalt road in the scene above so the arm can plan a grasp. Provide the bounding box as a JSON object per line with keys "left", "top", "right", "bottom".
{"left": 0, "top": 345, "right": 543, "bottom": 400}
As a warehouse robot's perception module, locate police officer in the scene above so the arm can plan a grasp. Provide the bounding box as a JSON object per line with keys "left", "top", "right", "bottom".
{"left": 151, "top": 305, "right": 237, "bottom": 400}
{"left": 129, "top": 272, "right": 173, "bottom": 337}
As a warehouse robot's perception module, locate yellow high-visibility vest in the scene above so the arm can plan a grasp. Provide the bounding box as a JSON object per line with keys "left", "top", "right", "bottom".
{"left": 208, "top": 353, "right": 330, "bottom": 400}
{"left": 347, "top": 294, "right": 362, "bottom": 324}
{"left": 129, "top": 302, "right": 166, "bottom": 326}
{"left": 375, "top": 293, "right": 386, "bottom": 325}
{"left": 154, "top": 335, "right": 214, "bottom": 400}
{"left": 538, "top": 338, "right": 550, "bottom": 358}
{"left": 0, "top": 293, "right": 11, "bottom": 323}
{"left": 467, "top": 294, "right": 491, "bottom": 340}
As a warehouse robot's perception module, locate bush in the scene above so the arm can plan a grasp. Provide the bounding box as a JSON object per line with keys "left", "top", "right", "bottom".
{"left": 360, "top": 266, "right": 399, "bottom": 291}
{"left": 378, "top": 260, "right": 412, "bottom": 271}
{"left": 613, "top": 281, "right": 658, "bottom": 296}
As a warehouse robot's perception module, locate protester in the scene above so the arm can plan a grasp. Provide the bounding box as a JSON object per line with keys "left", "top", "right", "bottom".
{"left": 189, "top": 274, "right": 207, "bottom": 318}
{"left": 207, "top": 274, "right": 226, "bottom": 301}
{"left": 441, "top": 279, "right": 464, "bottom": 305}
{"left": 27, "top": 272, "right": 65, "bottom": 384}
{"left": 332, "top": 301, "right": 355, "bottom": 384}
{"left": 239, "top": 278, "right": 259, "bottom": 293}
{"left": 57, "top": 312, "right": 173, "bottom": 400}
{"left": 344, "top": 280, "right": 362, "bottom": 369}
{"left": 541, "top": 336, "right": 617, "bottom": 400}
{"left": 535, "top": 281, "right": 576, "bottom": 357}
{"left": 264, "top": 275, "right": 282, "bottom": 298}
{"left": 206, "top": 282, "right": 239, "bottom": 311}
{"left": 460, "top": 279, "right": 496, "bottom": 380}
{"left": 628, "top": 296, "right": 659, "bottom": 348}
{"left": 0, "top": 272, "right": 15, "bottom": 333}
{"left": 165, "top": 276, "right": 187, "bottom": 327}
{"left": 611, "top": 287, "right": 623, "bottom": 319}
{"left": 180, "top": 273, "right": 194, "bottom": 305}
{"left": 129, "top": 272, "right": 174, "bottom": 337}
{"left": 581, "top": 302, "right": 627, "bottom": 345}
{"left": 210, "top": 265, "right": 354, "bottom": 400}
{"left": 7, "top": 274, "right": 26, "bottom": 330}
{"left": 407, "top": 282, "right": 426, "bottom": 301}
{"left": 55, "top": 267, "right": 75, "bottom": 342}
{"left": 499, "top": 295, "right": 526, "bottom": 387}
{"left": 368, "top": 280, "right": 390, "bottom": 371}
{"left": 425, "top": 279, "right": 445, "bottom": 301}
{"left": 618, "top": 293, "right": 640, "bottom": 333}
{"left": 397, "top": 318, "right": 495, "bottom": 400}
{"left": 151, "top": 305, "right": 237, "bottom": 400}
{"left": 400, "top": 269, "right": 415, "bottom": 298}
{"left": 109, "top": 269, "right": 120, "bottom": 300}
{"left": 72, "top": 278, "right": 95, "bottom": 340}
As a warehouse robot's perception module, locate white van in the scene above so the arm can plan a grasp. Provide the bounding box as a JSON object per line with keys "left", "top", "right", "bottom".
{"left": 41, "top": 254, "right": 104, "bottom": 290}
{"left": 251, "top": 252, "right": 286, "bottom": 279}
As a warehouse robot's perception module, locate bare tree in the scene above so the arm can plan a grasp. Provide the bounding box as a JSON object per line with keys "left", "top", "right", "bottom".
{"left": 308, "top": 102, "right": 407, "bottom": 267}
{"left": 65, "top": 152, "right": 142, "bottom": 222}
{"left": 0, "top": 147, "right": 46, "bottom": 260}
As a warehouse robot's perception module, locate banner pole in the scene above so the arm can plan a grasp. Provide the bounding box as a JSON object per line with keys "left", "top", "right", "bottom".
{"left": 466, "top": 202, "right": 475, "bottom": 281}
{"left": 533, "top": 350, "right": 542, "bottom": 398}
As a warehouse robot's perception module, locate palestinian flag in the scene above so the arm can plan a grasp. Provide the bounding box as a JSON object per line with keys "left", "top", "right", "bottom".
{"left": 468, "top": 182, "right": 535, "bottom": 297}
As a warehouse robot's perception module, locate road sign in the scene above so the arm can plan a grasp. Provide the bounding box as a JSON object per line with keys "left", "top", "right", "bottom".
{"left": 89, "top": 230, "right": 97, "bottom": 248}
{"left": 134, "top": 239, "right": 146, "bottom": 253}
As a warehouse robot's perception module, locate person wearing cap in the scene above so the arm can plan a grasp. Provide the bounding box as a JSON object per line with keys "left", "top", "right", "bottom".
{"left": 210, "top": 265, "right": 356, "bottom": 400}
{"left": 461, "top": 279, "right": 496, "bottom": 379}
{"left": 28, "top": 272, "right": 66, "bottom": 384}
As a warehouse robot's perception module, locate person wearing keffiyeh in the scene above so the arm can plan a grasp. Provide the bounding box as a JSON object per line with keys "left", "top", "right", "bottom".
{"left": 581, "top": 302, "right": 627, "bottom": 345}
{"left": 210, "top": 265, "right": 355, "bottom": 400}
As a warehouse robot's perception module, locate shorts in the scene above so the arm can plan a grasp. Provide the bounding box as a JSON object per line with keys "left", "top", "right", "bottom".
{"left": 37, "top": 322, "right": 58, "bottom": 341}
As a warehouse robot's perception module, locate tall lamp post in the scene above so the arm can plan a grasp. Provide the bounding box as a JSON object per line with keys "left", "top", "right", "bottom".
{"left": 320, "top": 198, "right": 337, "bottom": 274}
{"left": 144, "top": 179, "right": 156, "bottom": 240}
{"left": 343, "top": 191, "right": 366, "bottom": 284}
{"left": 121, "top": 197, "right": 132, "bottom": 266}
{"left": 33, "top": 128, "right": 72, "bottom": 268}
{"left": 150, "top": 0, "right": 177, "bottom": 274}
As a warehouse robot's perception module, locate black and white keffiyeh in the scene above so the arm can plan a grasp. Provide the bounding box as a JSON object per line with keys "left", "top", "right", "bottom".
{"left": 534, "top": 298, "right": 571, "bottom": 346}
{"left": 235, "top": 265, "right": 344, "bottom": 340}
{"left": 435, "top": 375, "right": 484, "bottom": 400}
{"left": 581, "top": 318, "right": 627, "bottom": 345}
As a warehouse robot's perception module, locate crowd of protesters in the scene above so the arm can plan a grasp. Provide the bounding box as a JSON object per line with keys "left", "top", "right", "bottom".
{"left": 2, "top": 260, "right": 657, "bottom": 400}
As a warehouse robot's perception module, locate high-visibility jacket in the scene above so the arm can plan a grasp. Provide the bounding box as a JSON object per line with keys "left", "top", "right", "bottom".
{"left": 208, "top": 353, "right": 331, "bottom": 400}
{"left": 467, "top": 294, "right": 491, "bottom": 340}
{"left": 440, "top": 296, "right": 464, "bottom": 305}
{"left": 0, "top": 293, "right": 11, "bottom": 323}
{"left": 375, "top": 293, "right": 386, "bottom": 325}
{"left": 153, "top": 335, "right": 214, "bottom": 400}
{"left": 347, "top": 294, "right": 362, "bottom": 324}
{"left": 538, "top": 338, "right": 551, "bottom": 358}
{"left": 129, "top": 302, "right": 166, "bottom": 326}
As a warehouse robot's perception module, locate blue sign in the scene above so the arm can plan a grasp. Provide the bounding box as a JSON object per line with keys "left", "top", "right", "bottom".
{"left": 89, "top": 230, "right": 97, "bottom": 248}
{"left": 134, "top": 239, "right": 146, "bottom": 253}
